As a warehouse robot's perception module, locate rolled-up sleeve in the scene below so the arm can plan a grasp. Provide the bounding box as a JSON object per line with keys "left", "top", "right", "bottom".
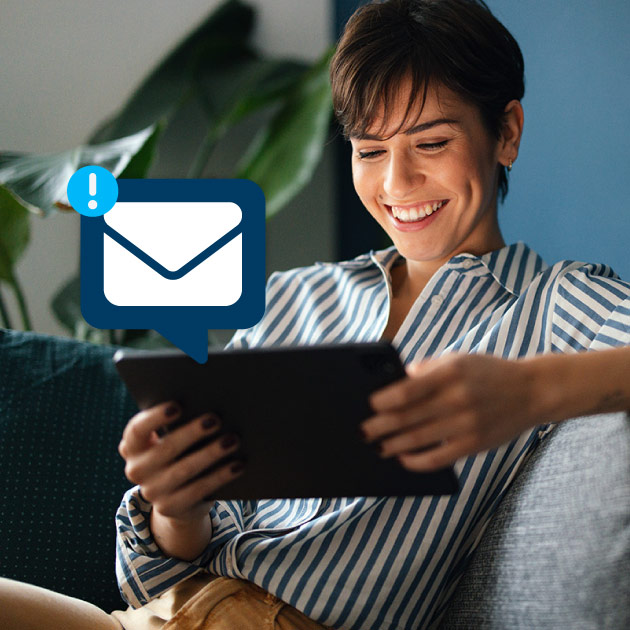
{"left": 115, "top": 486, "right": 248, "bottom": 607}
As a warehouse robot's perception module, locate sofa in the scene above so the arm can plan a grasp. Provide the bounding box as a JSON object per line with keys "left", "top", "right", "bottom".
{"left": 0, "top": 328, "right": 628, "bottom": 628}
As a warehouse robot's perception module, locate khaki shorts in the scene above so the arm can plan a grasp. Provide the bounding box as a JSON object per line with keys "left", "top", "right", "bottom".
{"left": 110, "top": 573, "right": 333, "bottom": 630}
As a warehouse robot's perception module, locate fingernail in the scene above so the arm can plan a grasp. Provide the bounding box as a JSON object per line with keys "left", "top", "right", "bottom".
{"left": 230, "top": 461, "right": 245, "bottom": 474}
{"left": 220, "top": 434, "right": 238, "bottom": 450}
{"left": 202, "top": 414, "right": 220, "bottom": 430}
{"left": 165, "top": 404, "right": 179, "bottom": 418}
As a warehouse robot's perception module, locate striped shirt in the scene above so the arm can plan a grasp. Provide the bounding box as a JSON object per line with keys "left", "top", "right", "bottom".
{"left": 115, "top": 241, "right": 630, "bottom": 629}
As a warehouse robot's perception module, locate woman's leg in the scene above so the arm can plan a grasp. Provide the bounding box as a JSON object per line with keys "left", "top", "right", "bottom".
{"left": 0, "top": 577, "right": 122, "bottom": 630}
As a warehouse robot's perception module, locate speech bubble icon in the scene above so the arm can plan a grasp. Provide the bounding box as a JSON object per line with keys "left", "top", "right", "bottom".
{"left": 80, "top": 179, "right": 265, "bottom": 363}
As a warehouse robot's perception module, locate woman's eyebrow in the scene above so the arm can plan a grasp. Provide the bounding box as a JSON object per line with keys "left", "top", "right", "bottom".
{"left": 351, "top": 118, "right": 460, "bottom": 141}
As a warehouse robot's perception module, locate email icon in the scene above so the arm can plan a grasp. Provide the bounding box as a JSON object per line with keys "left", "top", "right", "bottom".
{"left": 103, "top": 201, "right": 244, "bottom": 307}
{"left": 81, "top": 178, "right": 265, "bottom": 362}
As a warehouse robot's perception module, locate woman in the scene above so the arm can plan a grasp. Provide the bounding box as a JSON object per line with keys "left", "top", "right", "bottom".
{"left": 2, "top": 0, "right": 629, "bottom": 629}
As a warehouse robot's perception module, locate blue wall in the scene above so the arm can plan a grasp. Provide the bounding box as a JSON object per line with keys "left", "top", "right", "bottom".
{"left": 486, "top": 0, "right": 630, "bottom": 277}
{"left": 333, "top": 0, "right": 630, "bottom": 279}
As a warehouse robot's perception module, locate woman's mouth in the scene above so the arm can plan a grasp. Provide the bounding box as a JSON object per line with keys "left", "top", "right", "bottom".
{"left": 389, "top": 200, "right": 447, "bottom": 222}
{"left": 384, "top": 199, "right": 449, "bottom": 230}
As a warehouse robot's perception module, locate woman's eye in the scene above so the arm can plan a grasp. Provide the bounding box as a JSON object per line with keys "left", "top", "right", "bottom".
{"left": 357, "top": 149, "right": 385, "bottom": 160}
{"left": 417, "top": 140, "right": 448, "bottom": 151}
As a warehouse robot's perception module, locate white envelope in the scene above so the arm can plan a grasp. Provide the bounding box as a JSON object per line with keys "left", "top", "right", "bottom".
{"left": 103, "top": 202, "right": 242, "bottom": 307}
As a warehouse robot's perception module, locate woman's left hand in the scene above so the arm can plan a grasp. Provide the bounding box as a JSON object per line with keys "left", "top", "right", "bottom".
{"left": 360, "top": 353, "right": 546, "bottom": 471}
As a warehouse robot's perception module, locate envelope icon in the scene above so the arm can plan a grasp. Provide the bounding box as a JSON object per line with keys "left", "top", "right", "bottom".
{"left": 102, "top": 202, "right": 243, "bottom": 307}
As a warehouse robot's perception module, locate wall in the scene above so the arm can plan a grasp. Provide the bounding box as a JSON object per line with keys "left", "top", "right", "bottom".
{"left": 1, "top": 0, "right": 333, "bottom": 336}
{"left": 488, "top": 0, "right": 630, "bottom": 277}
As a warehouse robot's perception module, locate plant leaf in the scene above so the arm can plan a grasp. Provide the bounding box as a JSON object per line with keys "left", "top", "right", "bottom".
{"left": 50, "top": 275, "right": 174, "bottom": 348}
{"left": 50, "top": 275, "right": 82, "bottom": 334}
{"left": 0, "top": 185, "right": 31, "bottom": 282}
{"left": 50, "top": 275, "right": 121, "bottom": 343}
{"left": 196, "top": 55, "right": 307, "bottom": 129}
{"left": 118, "top": 122, "right": 164, "bottom": 179}
{"left": 119, "top": 329, "right": 176, "bottom": 350}
{"left": 235, "top": 45, "right": 335, "bottom": 218}
{"left": 188, "top": 55, "right": 307, "bottom": 177}
{"left": 0, "top": 125, "right": 155, "bottom": 216}
{"left": 89, "top": 0, "right": 255, "bottom": 144}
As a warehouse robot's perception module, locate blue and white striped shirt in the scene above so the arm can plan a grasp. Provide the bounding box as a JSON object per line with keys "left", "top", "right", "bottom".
{"left": 116, "top": 241, "right": 630, "bottom": 629}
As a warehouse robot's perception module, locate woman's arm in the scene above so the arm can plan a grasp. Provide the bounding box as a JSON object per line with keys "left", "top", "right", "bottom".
{"left": 360, "top": 345, "right": 630, "bottom": 472}
{"left": 115, "top": 403, "right": 245, "bottom": 607}
{"left": 526, "top": 345, "right": 630, "bottom": 422}
{"left": 149, "top": 510, "right": 213, "bottom": 562}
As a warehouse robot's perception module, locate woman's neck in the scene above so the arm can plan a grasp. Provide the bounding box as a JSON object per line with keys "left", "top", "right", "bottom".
{"left": 392, "top": 233, "right": 507, "bottom": 301}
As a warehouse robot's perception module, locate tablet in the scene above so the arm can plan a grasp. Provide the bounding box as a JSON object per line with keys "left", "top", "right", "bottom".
{"left": 114, "top": 341, "right": 459, "bottom": 499}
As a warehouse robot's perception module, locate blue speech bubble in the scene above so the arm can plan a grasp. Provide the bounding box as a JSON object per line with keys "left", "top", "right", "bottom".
{"left": 67, "top": 165, "right": 118, "bottom": 216}
{"left": 80, "top": 179, "right": 265, "bottom": 363}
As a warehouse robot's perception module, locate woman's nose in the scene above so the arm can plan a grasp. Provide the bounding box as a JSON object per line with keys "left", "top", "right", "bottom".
{"left": 383, "top": 154, "right": 425, "bottom": 200}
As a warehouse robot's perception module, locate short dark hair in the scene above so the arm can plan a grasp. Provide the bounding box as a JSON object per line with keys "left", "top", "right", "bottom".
{"left": 330, "top": 0, "right": 525, "bottom": 202}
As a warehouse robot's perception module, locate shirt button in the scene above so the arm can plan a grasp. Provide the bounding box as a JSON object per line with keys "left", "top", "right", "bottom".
{"left": 431, "top": 294, "right": 444, "bottom": 306}
{"left": 462, "top": 259, "right": 474, "bottom": 269}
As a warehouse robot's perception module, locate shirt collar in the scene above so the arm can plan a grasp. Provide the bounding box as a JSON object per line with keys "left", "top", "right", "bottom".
{"left": 358, "top": 241, "right": 548, "bottom": 297}
{"left": 476, "top": 241, "right": 549, "bottom": 296}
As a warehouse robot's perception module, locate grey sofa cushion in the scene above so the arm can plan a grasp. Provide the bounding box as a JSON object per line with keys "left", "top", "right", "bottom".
{"left": 439, "top": 411, "right": 630, "bottom": 630}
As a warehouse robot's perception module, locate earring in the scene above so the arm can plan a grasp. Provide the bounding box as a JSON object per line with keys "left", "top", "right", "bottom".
{"left": 507, "top": 159, "right": 513, "bottom": 172}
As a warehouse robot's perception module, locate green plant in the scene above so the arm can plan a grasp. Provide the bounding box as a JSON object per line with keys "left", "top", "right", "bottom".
{"left": 0, "top": 0, "right": 334, "bottom": 346}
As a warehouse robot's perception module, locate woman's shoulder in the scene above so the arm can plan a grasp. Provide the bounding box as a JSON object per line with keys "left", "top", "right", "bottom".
{"left": 540, "top": 257, "right": 630, "bottom": 298}
{"left": 525, "top": 256, "right": 630, "bottom": 340}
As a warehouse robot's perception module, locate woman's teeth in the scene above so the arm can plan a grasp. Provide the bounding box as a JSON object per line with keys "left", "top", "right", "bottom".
{"left": 391, "top": 200, "right": 445, "bottom": 222}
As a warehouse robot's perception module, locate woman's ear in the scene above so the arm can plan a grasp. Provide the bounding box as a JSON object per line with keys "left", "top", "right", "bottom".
{"left": 498, "top": 99, "right": 524, "bottom": 168}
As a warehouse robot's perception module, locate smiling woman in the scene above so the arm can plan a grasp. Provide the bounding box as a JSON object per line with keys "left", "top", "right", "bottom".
{"left": 2, "top": 1, "right": 630, "bottom": 630}
{"left": 348, "top": 82, "right": 516, "bottom": 296}
{"left": 331, "top": 0, "right": 525, "bottom": 296}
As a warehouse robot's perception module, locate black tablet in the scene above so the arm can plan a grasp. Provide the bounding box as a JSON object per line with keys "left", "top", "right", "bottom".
{"left": 113, "top": 341, "right": 459, "bottom": 499}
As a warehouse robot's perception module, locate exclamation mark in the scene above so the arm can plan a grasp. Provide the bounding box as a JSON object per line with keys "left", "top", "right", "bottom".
{"left": 88, "top": 172, "right": 97, "bottom": 210}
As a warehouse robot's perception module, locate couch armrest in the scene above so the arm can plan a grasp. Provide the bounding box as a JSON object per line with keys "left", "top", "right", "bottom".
{"left": 439, "top": 411, "right": 630, "bottom": 630}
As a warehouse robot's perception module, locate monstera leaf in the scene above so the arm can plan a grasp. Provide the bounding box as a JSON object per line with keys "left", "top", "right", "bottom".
{"left": 0, "top": 186, "right": 32, "bottom": 328}
{"left": 188, "top": 55, "right": 308, "bottom": 177}
{"left": 0, "top": 187, "right": 30, "bottom": 283}
{"left": 236, "top": 46, "right": 335, "bottom": 218}
{"left": 0, "top": 125, "right": 160, "bottom": 330}
{"left": 0, "top": 125, "right": 158, "bottom": 216}
{"left": 89, "top": 0, "right": 255, "bottom": 144}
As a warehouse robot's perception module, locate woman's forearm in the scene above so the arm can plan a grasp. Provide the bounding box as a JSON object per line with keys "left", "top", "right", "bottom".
{"left": 149, "top": 509, "right": 213, "bottom": 562}
{"left": 524, "top": 345, "right": 630, "bottom": 424}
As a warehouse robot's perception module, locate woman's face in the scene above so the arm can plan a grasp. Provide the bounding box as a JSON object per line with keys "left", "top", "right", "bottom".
{"left": 350, "top": 81, "right": 510, "bottom": 268}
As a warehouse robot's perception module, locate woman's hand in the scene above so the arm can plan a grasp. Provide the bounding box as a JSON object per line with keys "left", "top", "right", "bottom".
{"left": 360, "top": 353, "right": 545, "bottom": 472}
{"left": 118, "top": 402, "right": 245, "bottom": 524}
{"left": 118, "top": 402, "right": 245, "bottom": 560}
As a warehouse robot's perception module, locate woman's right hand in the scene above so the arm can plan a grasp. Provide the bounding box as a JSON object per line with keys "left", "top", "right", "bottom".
{"left": 118, "top": 401, "right": 245, "bottom": 525}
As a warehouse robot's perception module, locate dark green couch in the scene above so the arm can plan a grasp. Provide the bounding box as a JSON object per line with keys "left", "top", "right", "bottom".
{"left": 0, "top": 329, "right": 137, "bottom": 611}
{"left": 1, "top": 328, "right": 629, "bottom": 628}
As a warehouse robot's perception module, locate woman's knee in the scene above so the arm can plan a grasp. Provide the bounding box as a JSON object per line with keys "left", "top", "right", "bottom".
{"left": 0, "top": 577, "right": 122, "bottom": 630}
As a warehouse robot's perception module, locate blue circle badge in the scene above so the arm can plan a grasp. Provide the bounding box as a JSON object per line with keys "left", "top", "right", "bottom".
{"left": 67, "top": 165, "right": 118, "bottom": 216}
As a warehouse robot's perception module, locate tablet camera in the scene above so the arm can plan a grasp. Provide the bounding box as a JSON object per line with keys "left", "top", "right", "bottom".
{"left": 360, "top": 353, "right": 397, "bottom": 375}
